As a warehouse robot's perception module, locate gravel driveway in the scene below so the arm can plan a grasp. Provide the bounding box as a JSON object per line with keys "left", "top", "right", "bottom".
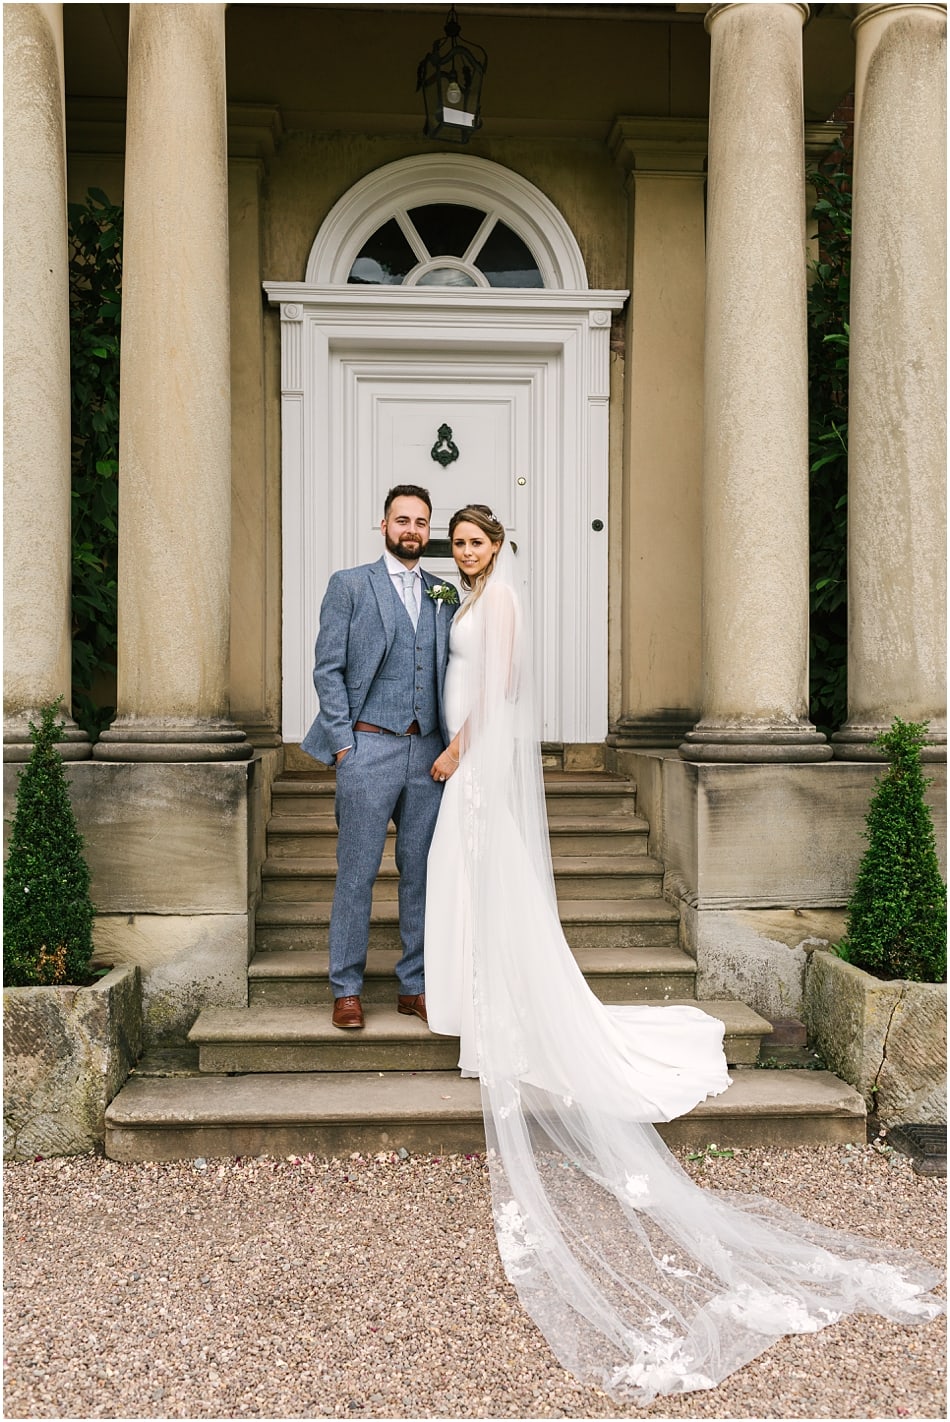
{"left": 3, "top": 1140, "right": 945, "bottom": 1420}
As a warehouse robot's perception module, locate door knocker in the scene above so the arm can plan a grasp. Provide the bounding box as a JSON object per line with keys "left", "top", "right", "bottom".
{"left": 430, "top": 424, "right": 460, "bottom": 468}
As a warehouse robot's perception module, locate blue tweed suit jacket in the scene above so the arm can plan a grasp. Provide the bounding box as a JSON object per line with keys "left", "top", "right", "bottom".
{"left": 301, "top": 556, "right": 456, "bottom": 766}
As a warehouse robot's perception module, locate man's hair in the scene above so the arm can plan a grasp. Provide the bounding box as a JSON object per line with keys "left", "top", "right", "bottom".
{"left": 384, "top": 485, "right": 432, "bottom": 517}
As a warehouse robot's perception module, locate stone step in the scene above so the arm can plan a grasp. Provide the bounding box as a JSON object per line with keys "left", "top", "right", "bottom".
{"left": 259, "top": 854, "right": 665, "bottom": 903}
{"left": 187, "top": 1000, "right": 772, "bottom": 1073}
{"left": 104, "top": 1069, "right": 867, "bottom": 1162}
{"left": 270, "top": 772, "right": 638, "bottom": 821}
{"left": 254, "top": 897, "right": 682, "bottom": 953}
{"left": 265, "top": 813, "right": 651, "bottom": 859}
{"left": 247, "top": 946, "right": 698, "bottom": 1007}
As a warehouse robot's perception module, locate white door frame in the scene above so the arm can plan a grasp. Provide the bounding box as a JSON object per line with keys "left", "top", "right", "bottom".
{"left": 264, "top": 156, "right": 626, "bottom": 744}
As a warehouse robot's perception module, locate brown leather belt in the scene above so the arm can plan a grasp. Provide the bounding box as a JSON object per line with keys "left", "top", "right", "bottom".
{"left": 354, "top": 720, "right": 421, "bottom": 736}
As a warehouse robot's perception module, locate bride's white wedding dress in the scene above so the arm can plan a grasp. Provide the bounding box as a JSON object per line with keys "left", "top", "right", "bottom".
{"left": 426, "top": 596, "right": 731, "bottom": 1106}
{"left": 423, "top": 548, "right": 943, "bottom": 1405}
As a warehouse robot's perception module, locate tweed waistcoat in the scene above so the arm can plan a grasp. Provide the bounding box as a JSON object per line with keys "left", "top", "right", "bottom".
{"left": 358, "top": 574, "right": 439, "bottom": 735}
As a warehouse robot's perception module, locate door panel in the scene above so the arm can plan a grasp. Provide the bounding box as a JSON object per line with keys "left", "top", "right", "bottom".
{"left": 354, "top": 367, "right": 532, "bottom": 593}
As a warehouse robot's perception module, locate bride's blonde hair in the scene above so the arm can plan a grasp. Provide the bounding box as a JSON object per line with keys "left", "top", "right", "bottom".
{"left": 449, "top": 504, "right": 506, "bottom": 616}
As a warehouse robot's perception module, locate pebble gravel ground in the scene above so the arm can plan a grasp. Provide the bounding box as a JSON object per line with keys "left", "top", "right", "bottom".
{"left": 3, "top": 1141, "right": 945, "bottom": 1421}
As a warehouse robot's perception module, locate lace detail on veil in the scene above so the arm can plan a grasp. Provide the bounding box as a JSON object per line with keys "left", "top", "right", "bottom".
{"left": 447, "top": 543, "right": 944, "bottom": 1405}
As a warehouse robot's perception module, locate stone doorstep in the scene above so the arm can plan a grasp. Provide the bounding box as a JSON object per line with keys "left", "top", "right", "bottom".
{"left": 262, "top": 852, "right": 665, "bottom": 878}
{"left": 270, "top": 775, "right": 638, "bottom": 820}
{"left": 187, "top": 1000, "right": 771, "bottom": 1072}
{"left": 247, "top": 946, "right": 699, "bottom": 1007}
{"left": 260, "top": 854, "right": 665, "bottom": 903}
{"left": 757, "top": 1016, "right": 816, "bottom": 1068}
{"left": 254, "top": 897, "right": 683, "bottom": 952}
{"left": 103, "top": 1069, "right": 867, "bottom": 1162}
{"left": 254, "top": 897, "right": 681, "bottom": 929}
{"left": 272, "top": 770, "right": 635, "bottom": 793}
{"left": 266, "top": 813, "right": 652, "bottom": 857}
{"left": 134, "top": 1046, "right": 200, "bottom": 1077}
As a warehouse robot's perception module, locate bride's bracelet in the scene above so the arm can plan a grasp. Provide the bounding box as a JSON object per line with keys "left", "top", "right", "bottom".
{"left": 448, "top": 748, "right": 460, "bottom": 764}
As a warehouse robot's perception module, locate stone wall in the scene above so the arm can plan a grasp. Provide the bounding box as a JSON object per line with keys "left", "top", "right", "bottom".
{"left": 804, "top": 951, "right": 946, "bottom": 1126}
{"left": 4, "top": 964, "right": 142, "bottom": 1159}
{"left": 3, "top": 754, "right": 278, "bottom": 1045}
{"left": 621, "top": 749, "right": 947, "bottom": 1023}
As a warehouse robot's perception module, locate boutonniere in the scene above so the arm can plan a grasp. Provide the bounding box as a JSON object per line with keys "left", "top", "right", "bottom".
{"left": 426, "top": 582, "right": 460, "bottom": 614}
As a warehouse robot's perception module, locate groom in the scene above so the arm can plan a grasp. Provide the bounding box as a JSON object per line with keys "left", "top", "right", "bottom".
{"left": 301, "top": 485, "right": 457, "bottom": 1030}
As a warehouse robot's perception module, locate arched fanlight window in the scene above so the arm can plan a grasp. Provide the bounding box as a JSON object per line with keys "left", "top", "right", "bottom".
{"left": 347, "top": 201, "right": 544, "bottom": 289}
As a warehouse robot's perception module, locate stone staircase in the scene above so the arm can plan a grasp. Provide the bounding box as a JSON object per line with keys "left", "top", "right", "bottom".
{"left": 105, "top": 771, "right": 866, "bottom": 1161}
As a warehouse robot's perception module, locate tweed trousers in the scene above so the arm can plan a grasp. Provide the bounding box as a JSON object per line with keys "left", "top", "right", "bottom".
{"left": 329, "top": 726, "right": 444, "bottom": 998}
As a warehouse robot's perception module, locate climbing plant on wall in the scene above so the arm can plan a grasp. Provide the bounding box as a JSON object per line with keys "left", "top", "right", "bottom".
{"left": 807, "top": 139, "right": 851, "bottom": 736}
{"left": 69, "top": 188, "right": 122, "bottom": 741}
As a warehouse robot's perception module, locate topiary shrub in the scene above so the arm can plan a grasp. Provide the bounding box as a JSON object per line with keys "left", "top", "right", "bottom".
{"left": 838, "top": 718, "right": 947, "bottom": 983}
{"left": 3, "top": 701, "right": 95, "bottom": 987}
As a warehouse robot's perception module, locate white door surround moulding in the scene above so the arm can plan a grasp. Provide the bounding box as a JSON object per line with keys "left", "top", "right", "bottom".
{"left": 267, "top": 151, "right": 625, "bottom": 744}
{"left": 304, "top": 153, "right": 589, "bottom": 290}
{"left": 263, "top": 285, "right": 623, "bottom": 315}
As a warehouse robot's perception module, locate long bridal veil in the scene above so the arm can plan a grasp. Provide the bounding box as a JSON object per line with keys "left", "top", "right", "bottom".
{"left": 451, "top": 543, "right": 944, "bottom": 1405}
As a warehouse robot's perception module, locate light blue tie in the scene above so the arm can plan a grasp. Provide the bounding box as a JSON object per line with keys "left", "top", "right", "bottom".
{"left": 401, "top": 569, "right": 418, "bottom": 628}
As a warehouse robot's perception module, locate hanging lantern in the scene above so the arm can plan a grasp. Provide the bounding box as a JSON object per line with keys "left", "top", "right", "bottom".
{"left": 416, "top": 6, "right": 487, "bottom": 144}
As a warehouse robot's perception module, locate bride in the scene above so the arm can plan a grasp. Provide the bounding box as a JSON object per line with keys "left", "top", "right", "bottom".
{"left": 423, "top": 505, "right": 944, "bottom": 1405}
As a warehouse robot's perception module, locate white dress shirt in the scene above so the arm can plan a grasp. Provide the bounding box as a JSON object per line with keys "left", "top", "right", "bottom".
{"left": 384, "top": 549, "right": 421, "bottom": 620}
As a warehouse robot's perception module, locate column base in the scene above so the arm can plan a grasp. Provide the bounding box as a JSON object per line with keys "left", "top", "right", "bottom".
{"left": 832, "top": 723, "right": 947, "bottom": 763}
{"left": 608, "top": 712, "right": 699, "bottom": 750}
{"left": 93, "top": 719, "right": 254, "bottom": 763}
{"left": 236, "top": 720, "right": 283, "bottom": 750}
{"left": 4, "top": 715, "right": 92, "bottom": 762}
{"left": 679, "top": 722, "right": 833, "bottom": 763}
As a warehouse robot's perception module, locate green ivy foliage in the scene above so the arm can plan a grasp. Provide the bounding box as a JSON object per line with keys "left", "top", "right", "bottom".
{"left": 839, "top": 720, "right": 947, "bottom": 983}
{"left": 3, "top": 701, "right": 96, "bottom": 987}
{"left": 69, "top": 189, "right": 122, "bottom": 741}
{"left": 807, "top": 142, "right": 851, "bottom": 736}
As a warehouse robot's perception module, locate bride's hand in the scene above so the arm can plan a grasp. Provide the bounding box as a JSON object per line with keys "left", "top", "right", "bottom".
{"left": 430, "top": 748, "right": 459, "bottom": 783}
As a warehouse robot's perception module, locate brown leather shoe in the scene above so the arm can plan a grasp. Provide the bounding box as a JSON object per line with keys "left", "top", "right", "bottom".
{"left": 332, "top": 995, "right": 364, "bottom": 1029}
{"left": 397, "top": 993, "right": 427, "bottom": 1024}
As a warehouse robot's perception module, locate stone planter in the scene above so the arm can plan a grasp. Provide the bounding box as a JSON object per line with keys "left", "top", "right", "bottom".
{"left": 3, "top": 964, "right": 143, "bottom": 1160}
{"left": 804, "top": 950, "right": 946, "bottom": 1127}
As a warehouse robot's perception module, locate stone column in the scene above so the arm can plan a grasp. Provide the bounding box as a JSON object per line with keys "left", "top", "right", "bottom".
{"left": 680, "top": 2, "right": 830, "bottom": 763}
{"left": 96, "top": 3, "right": 250, "bottom": 761}
{"left": 832, "top": 3, "right": 947, "bottom": 762}
{"left": 608, "top": 120, "right": 707, "bottom": 749}
{"left": 3, "top": 3, "right": 89, "bottom": 760}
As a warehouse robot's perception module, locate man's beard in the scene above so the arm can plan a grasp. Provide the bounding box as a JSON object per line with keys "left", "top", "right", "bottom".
{"left": 385, "top": 531, "right": 428, "bottom": 562}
